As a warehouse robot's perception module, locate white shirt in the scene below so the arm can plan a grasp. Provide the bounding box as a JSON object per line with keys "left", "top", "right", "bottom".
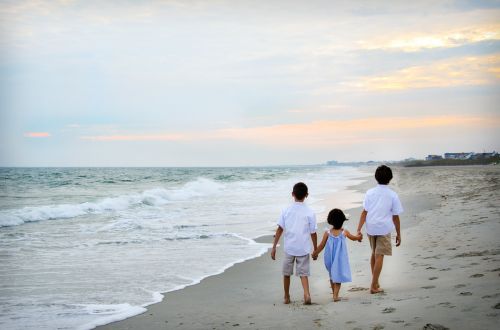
{"left": 277, "top": 202, "right": 317, "bottom": 256}
{"left": 363, "top": 185, "right": 403, "bottom": 235}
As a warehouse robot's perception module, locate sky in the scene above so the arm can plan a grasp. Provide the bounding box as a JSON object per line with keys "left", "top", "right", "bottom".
{"left": 0, "top": 0, "right": 499, "bottom": 166}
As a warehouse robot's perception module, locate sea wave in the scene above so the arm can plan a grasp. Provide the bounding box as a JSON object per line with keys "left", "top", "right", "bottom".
{"left": 0, "top": 178, "right": 223, "bottom": 227}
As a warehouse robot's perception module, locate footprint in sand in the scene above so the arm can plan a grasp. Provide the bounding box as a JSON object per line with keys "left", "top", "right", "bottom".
{"left": 421, "top": 285, "right": 436, "bottom": 289}
{"left": 348, "top": 286, "right": 369, "bottom": 292}
{"left": 382, "top": 307, "right": 396, "bottom": 313}
{"left": 454, "top": 284, "right": 467, "bottom": 288}
{"left": 470, "top": 273, "right": 484, "bottom": 278}
{"left": 494, "top": 303, "right": 500, "bottom": 309}
{"left": 429, "top": 277, "right": 438, "bottom": 280}
{"left": 482, "top": 293, "right": 500, "bottom": 299}
{"left": 459, "top": 292, "right": 472, "bottom": 296}
{"left": 423, "top": 323, "right": 450, "bottom": 330}
{"left": 439, "top": 268, "right": 451, "bottom": 272}
{"left": 437, "top": 302, "right": 456, "bottom": 308}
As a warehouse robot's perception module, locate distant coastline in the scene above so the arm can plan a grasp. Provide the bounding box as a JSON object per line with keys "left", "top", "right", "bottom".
{"left": 325, "top": 154, "right": 500, "bottom": 168}
{"left": 400, "top": 156, "right": 500, "bottom": 167}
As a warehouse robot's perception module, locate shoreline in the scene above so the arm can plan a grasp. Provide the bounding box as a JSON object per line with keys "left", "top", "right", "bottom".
{"left": 92, "top": 170, "right": 373, "bottom": 330}
{"left": 96, "top": 165, "right": 500, "bottom": 329}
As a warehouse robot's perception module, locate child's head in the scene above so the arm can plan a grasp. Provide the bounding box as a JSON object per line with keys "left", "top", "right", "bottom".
{"left": 327, "top": 208, "right": 347, "bottom": 229}
{"left": 375, "top": 165, "right": 393, "bottom": 185}
{"left": 292, "top": 182, "right": 308, "bottom": 201}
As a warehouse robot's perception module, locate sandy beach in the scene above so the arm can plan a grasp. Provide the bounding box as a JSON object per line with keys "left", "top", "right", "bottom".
{"left": 97, "top": 165, "right": 500, "bottom": 330}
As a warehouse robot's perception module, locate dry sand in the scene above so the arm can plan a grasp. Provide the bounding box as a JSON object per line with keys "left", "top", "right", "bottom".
{"left": 97, "top": 166, "right": 500, "bottom": 330}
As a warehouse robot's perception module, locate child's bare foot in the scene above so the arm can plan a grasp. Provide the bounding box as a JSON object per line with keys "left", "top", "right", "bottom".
{"left": 284, "top": 295, "right": 291, "bottom": 304}
{"left": 370, "top": 287, "right": 384, "bottom": 294}
{"left": 304, "top": 295, "right": 312, "bottom": 305}
{"left": 333, "top": 296, "right": 340, "bottom": 302}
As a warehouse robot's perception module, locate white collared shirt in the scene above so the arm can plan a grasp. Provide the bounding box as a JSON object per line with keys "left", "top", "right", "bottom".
{"left": 363, "top": 185, "right": 403, "bottom": 235}
{"left": 277, "top": 202, "right": 317, "bottom": 256}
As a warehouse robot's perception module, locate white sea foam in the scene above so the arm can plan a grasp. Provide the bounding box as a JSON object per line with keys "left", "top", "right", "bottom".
{"left": 77, "top": 304, "right": 147, "bottom": 330}
{"left": 0, "top": 177, "right": 224, "bottom": 227}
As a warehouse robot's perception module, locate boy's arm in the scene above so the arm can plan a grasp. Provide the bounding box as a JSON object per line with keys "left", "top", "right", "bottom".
{"left": 310, "top": 232, "right": 318, "bottom": 260}
{"left": 312, "top": 232, "right": 328, "bottom": 258}
{"left": 393, "top": 215, "right": 401, "bottom": 247}
{"left": 271, "top": 226, "right": 283, "bottom": 260}
{"left": 357, "top": 210, "right": 367, "bottom": 235}
{"left": 344, "top": 229, "right": 363, "bottom": 242}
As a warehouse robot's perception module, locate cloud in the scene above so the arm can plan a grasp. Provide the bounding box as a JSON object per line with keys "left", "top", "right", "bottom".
{"left": 79, "top": 115, "right": 500, "bottom": 147}
{"left": 358, "top": 23, "right": 500, "bottom": 52}
{"left": 349, "top": 54, "right": 500, "bottom": 91}
{"left": 24, "top": 132, "right": 51, "bottom": 138}
{"left": 80, "top": 134, "right": 186, "bottom": 141}
{"left": 210, "top": 115, "right": 499, "bottom": 146}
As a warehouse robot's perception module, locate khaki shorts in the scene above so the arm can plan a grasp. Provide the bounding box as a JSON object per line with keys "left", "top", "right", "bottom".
{"left": 368, "top": 233, "right": 392, "bottom": 256}
{"left": 282, "top": 253, "right": 310, "bottom": 277}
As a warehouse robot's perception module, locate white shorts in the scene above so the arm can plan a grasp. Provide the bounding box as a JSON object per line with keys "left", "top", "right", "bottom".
{"left": 282, "top": 253, "right": 310, "bottom": 277}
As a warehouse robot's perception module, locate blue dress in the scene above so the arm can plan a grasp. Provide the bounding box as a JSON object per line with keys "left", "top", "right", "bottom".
{"left": 323, "top": 230, "right": 352, "bottom": 283}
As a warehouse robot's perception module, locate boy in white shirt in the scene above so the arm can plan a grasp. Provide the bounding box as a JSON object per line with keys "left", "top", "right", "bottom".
{"left": 271, "top": 182, "right": 318, "bottom": 305}
{"left": 356, "top": 165, "right": 403, "bottom": 294}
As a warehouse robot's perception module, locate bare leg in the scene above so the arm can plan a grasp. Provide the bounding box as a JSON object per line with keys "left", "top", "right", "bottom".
{"left": 330, "top": 280, "right": 335, "bottom": 299}
{"left": 333, "top": 283, "right": 341, "bottom": 301}
{"left": 371, "top": 254, "right": 384, "bottom": 294}
{"left": 300, "top": 276, "right": 311, "bottom": 304}
{"left": 370, "top": 253, "right": 380, "bottom": 289}
{"left": 283, "top": 276, "right": 291, "bottom": 304}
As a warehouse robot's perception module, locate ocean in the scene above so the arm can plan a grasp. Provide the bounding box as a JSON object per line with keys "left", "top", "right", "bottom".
{"left": 0, "top": 166, "right": 367, "bottom": 329}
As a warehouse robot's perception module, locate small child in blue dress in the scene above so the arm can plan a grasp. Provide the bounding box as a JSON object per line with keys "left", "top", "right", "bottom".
{"left": 312, "top": 208, "right": 362, "bottom": 301}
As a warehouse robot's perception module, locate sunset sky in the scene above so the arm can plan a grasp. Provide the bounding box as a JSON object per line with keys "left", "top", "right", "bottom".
{"left": 1, "top": 0, "right": 499, "bottom": 166}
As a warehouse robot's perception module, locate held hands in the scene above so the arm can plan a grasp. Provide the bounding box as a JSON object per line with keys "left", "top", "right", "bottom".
{"left": 311, "top": 250, "right": 319, "bottom": 260}
{"left": 357, "top": 230, "right": 363, "bottom": 242}
{"left": 271, "top": 246, "right": 277, "bottom": 260}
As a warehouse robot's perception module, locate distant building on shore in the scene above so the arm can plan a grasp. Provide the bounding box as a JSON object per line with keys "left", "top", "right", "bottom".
{"left": 426, "top": 155, "right": 443, "bottom": 161}
{"left": 469, "top": 151, "right": 498, "bottom": 160}
{"left": 440, "top": 151, "right": 497, "bottom": 160}
{"left": 325, "top": 160, "right": 379, "bottom": 166}
{"left": 444, "top": 152, "right": 473, "bottom": 160}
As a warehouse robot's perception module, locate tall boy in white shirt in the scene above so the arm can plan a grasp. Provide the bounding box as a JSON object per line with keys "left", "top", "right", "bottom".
{"left": 357, "top": 165, "right": 403, "bottom": 294}
{"left": 271, "top": 182, "right": 318, "bottom": 305}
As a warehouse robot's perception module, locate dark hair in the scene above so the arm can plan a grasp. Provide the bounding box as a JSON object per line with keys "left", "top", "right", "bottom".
{"left": 292, "top": 182, "right": 308, "bottom": 200}
{"left": 375, "top": 165, "right": 393, "bottom": 185}
{"left": 327, "top": 208, "right": 347, "bottom": 229}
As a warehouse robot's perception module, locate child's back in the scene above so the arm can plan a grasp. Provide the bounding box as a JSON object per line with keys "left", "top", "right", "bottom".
{"left": 324, "top": 229, "right": 352, "bottom": 283}
{"left": 363, "top": 185, "right": 402, "bottom": 235}
{"left": 278, "top": 202, "right": 316, "bottom": 256}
